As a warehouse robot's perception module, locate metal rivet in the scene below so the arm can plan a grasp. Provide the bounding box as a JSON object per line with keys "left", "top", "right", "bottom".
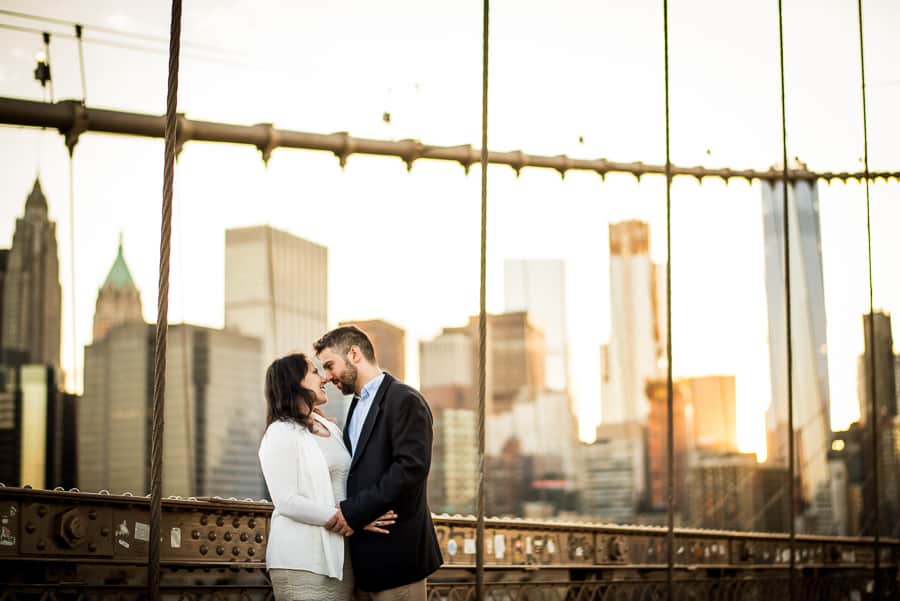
{"left": 232, "top": 546, "right": 240, "bottom": 556}
{"left": 37, "top": 506, "right": 48, "bottom": 518}
{"left": 207, "top": 531, "right": 216, "bottom": 541}
{"left": 247, "top": 547, "right": 255, "bottom": 556}
{"left": 25, "top": 522, "right": 37, "bottom": 534}
{"left": 200, "top": 515, "right": 208, "bottom": 526}
{"left": 240, "top": 532, "right": 248, "bottom": 542}
{"left": 191, "top": 530, "right": 200, "bottom": 540}
{"left": 232, "top": 518, "right": 240, "bottom": 529}
{"left": 88, "top": 510, "right": 97, "bottom": 520}
{"left": 199, "top": 544, "right": 208, "bottom": 555}
{"left": 36, "top": 540, "right": 46, "bottom": 550}
{"left": 100, "top": 527, "right": 110, "bottom": 537}
{"left": 216, "top": 517, "right": 225, "bottom": 527}
{"left": 88, "top": 543, "right": 97, "bottom": 552}
{"left": 224, "top": 532, "right": 232, "bottom": 542}
{"left": 255, "top": 533, "right": 264, "bottom": 544}
{"left": 216, "top": 545, "right": 224, "bottom": 555}
{"left": 248, "top": 518, "right": 257, "bottom": 529}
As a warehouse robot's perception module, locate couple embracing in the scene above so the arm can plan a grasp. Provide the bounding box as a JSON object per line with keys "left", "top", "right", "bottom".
{"left": 258, "top": 326, "right": 443, "bottom": 601}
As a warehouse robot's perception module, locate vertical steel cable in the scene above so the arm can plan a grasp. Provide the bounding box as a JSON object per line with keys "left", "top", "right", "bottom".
{"left": 662, "top": 1, "right": 674, "bottom": 599}
{"left": 68, "top": 154, "right": 77, "bottom": 394}
{"left": 75, "top": 25, "right": 87, "bottom": 104}
{"left": 148, "top": 0, "right": 181, "bottom": 599}
{"left": 857, "top": 0, "right": 880, "bottom": 596}
{"left": 476, "top": 0, "right": 490, "bottom": 599}
{"left": 775, "top": 2, "right": 796, "bottom": 599}
{"left": 42, "top": 32, "right": 54, "bottom": 103}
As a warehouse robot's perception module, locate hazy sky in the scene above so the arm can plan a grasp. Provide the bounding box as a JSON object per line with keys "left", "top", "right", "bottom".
{"left": 1, "top": 1, "right": 898, "bottom": 455}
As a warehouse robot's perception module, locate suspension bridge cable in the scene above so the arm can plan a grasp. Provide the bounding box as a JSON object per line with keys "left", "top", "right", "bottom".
{"left": 67, "top": 152, "right": 77, "bottom": 394}
{"left": 856, "top": 0, "right": 880, "bottom": 596}
{"left": 148, "top": 0, "right": 181, "bottom": 599}
{"left": 475, "top": 0, "right": 490, "bottom": 599}
{"left": 75, "top": 24, "right": 87, "bottom": 104}
{"left": 775, "top": 2, "right": 796, "bottom": 599}
{"left": 0, "top": 8, "right": 240, "bottom": 57}
{"left": 662, "top": 0, "right": 675, "bottom": 598}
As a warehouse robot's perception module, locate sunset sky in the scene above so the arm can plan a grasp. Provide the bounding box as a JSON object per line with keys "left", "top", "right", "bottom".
{"left": 1, "top": 1, "right": 898, "bottom": 457}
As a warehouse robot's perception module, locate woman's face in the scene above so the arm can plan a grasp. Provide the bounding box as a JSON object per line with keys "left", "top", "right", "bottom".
{"left": 301, "top": 359, "right": 328, "bottom": 406}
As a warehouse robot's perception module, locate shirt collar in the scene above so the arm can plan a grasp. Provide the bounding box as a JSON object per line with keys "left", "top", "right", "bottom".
{"left": 358, "top": 371, "right": 386, "bottom": 403}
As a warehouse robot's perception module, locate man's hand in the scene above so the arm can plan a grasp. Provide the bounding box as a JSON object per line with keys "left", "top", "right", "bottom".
{"left": 324, "top": 507, "right": 353, "bottom": 537}
{"left": 363, "top": 510, "right": 397, "bottom": 535}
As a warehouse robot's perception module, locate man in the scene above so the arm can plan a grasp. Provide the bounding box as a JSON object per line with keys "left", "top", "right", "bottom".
{"left": 314, "top": 325, "right": 442, "bottom": 600}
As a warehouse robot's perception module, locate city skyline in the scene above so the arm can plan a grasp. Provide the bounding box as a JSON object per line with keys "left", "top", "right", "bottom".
{"left": 1, "top": 1, "right": 899, "bottom": 458}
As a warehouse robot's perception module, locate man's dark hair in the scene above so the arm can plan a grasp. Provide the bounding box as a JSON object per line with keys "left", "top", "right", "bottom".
{"left": 314, "top": 325, "right": 377, "bottom": 363}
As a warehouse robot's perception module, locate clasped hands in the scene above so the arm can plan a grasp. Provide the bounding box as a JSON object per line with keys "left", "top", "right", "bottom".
{"left": 324, "top": 506, "right": 397, "bottom": 537}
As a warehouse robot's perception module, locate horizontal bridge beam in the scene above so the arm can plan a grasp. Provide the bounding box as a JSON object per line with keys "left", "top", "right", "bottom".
{"left": 2, "top": 96, "right": 898, "bottom": 183}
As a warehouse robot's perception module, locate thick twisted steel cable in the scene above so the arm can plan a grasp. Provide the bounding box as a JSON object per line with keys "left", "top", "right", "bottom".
{"left": 148, "top": 0, "right": 181, "bottom": 599}
{"left": 775, "top": 2, "right": 796, "bottom": 600}
{"left": 67, "top": 153, "right": 77, "bottom": 394}
{"left": 75, "top": 24, "right": 87, "bottom": 104}
{"left": 857, "top": 0, "right": 880, "bottom": 596}
{"left": 475, "top": 1, "right": 489, "bottom": 599}
{"left": 662, "top": 1, "right": 675, "bottom": 599}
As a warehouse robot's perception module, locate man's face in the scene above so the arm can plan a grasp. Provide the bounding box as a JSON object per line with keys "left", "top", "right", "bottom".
{"left": 317, "top": 346, "right": 358, "bottom": 395}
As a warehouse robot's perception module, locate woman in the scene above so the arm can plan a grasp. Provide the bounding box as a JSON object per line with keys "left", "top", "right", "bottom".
{"left": 259, "top": 353, "right": 395, "bottom": 601}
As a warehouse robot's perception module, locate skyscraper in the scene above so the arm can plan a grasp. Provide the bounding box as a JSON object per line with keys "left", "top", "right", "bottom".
{"left": 92, "top": 237, "right": 143, "bottom": 342}
{"left": 79, "top": 323, "right": 263, "bottom": 498}
{"left": 580, "top": 422, "right": 646, "bottom": 523}
{"left": 681, "top": 375, "right": 738, "bottom": 452}
{"left": 225, "top": 226, "right": 328, "bottom": 365}
{"left": 429, "top": 407, "right": 476, "bottom": 515}
{"left": 338, "top": 319, "right": 405, "bottom": 380}
{"left": 761, "top": 176, "right": 833, "bottom": 533}
{"left": 602, "top": 221, "right": 665, "bottom": 424}
{"left": 504, "top": 260, "right": 569, "bottom": 392}
{"left": 857, "top": 311, "right": 897, "bottom": 424}
{"left": 1, "top": 179, "right": 61, "bottom": 369}
{"left": 419, "top": 330, "right": 474, "bottom": 411}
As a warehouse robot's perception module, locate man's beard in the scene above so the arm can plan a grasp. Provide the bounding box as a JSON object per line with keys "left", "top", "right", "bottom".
{"left": 338, "top": 362, "right": 357, "bottom": 395}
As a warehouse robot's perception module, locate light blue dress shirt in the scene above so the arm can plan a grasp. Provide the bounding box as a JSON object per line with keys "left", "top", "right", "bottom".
{"left": 347, "top": 372, "right": 385, "bottom": 456}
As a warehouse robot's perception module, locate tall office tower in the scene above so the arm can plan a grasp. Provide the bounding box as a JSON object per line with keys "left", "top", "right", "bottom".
{"left": 225, "top": 225, "right": 327, "bottom": 365}
{"left": 79, "top": 323, "right": 263, "bottom": 498}
{"left": 443, "top": 312, "right": 545, "bottom": 414}
{"left": 829, "top": 424, "right": 865, "bottom": 536}
{"left": 761, "top": 176, "right": 833, "bottom": 532}
{"left": 1, "top": 179, "right": 61, "bottom": 369}
{"left": 92, "top": 237, "right": 143, "bottom": 342}
{"left": 602, "top": 221, "right": 665, "bottom": 424}
{"left": 419, "top": 330, "right": 474, "bottom": 410}
{"left": 681, "top": 375, "right": 738, "bottom": 452}
{"left": 579, "top": 422, "right": 646, "bottom": 523}
{"left": 684, "top": 452, "right": 790, "bottom": 533}
{"left": 429, "top": 408, "right": 476, "bottom": 515}
{"left": 857, "top": 311, "right": 897, "bottom": 424}
{"left": 485, "top": 438, "right": 531, "bottom": 517}
{"left": 504, "top": 260, "right": 569, "bottom": 392}
{"left": 0, "top": 250, "right": 8, "bottom": 351}
{"left": 0, "top": 363, "right": 77, "bottom": 489}
{"left": 338, "top": 319, "right": 405, "bottom": 380}
{"left": 645, "top": 379, "right": 687, "bottom": 510}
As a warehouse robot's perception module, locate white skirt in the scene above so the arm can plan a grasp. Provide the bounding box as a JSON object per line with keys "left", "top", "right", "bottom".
{"left": 269, "top": 548, "right": 353, "bottom": 601}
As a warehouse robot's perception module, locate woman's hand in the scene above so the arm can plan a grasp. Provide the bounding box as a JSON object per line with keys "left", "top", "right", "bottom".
{"left": 363, "top": 510, "right": 397, "bottom": 535}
